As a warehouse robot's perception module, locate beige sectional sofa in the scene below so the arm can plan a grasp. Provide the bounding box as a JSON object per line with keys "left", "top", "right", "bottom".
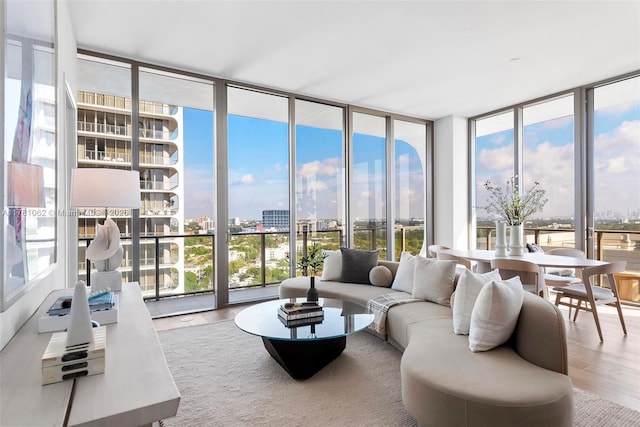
{"left": 279, "top": 260, "right": 573, "bottom": 427}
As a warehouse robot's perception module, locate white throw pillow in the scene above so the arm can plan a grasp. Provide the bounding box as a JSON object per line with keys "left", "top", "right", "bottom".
{"left": 321, "top": 250, "right": 342, "bottom": 281}
{"left": 391, "top": 251, "right": 415, "bottom": 293}
{"left": 411, "top": 256, "right": 457, "bottom": 306}
{"left": 452, "top": 269, "right": 503, "bottom": 335}
{"left": 468, "top": 278, "right": 524, "bottom": 352}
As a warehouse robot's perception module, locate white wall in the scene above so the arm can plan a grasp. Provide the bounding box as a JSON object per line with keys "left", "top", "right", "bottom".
{"left": 433, "top": 115, "right": 470, "bottom": 250}
{"left": 0, "top": 0, "right": 77, "bottom": 350}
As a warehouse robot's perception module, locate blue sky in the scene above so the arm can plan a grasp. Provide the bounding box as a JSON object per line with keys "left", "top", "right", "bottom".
{"left": 181, "top": 97, "right": 638, "bottom": 223}
{"left": 181, "top": 111, "right": 424, "bottom": 221}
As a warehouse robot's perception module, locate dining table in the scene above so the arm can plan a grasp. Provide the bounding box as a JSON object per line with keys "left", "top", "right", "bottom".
{"left": 439, "top": 248, "right": 607, "bottom": 277}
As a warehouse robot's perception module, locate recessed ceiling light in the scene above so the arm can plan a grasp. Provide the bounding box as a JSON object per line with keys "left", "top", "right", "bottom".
{"left": 509, "top": 57, "right": 522, "bottom": 62}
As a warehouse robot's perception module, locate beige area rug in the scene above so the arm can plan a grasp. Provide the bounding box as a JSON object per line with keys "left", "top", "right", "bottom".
{"left": 159, "top": 320, "right": 640, "bottom": 427}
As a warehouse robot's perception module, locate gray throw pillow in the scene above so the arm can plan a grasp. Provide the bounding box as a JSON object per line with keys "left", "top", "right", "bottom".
{"left": 340, "top": 247, "right": 380, "bottom": 284}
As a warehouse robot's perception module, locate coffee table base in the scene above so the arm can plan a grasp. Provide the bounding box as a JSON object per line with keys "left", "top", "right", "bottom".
{"left": 262, "top": 336, "right": 346, "bottom": 380}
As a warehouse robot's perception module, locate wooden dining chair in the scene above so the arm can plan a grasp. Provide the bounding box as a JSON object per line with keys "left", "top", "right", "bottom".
{"left": 544, "top": 248, "right": 585, "bottom": 285}
{"left": 553, "top": 261, "right": 627, "bottom": 342}
{"left": 543, "top": 248, "right": 585, "bottom": 313}
{"left": 437, "top": 251, "right": 473, "bottom": 270}
{"left": 490, "top": 258, "right": 545, "bottom": 297}
{"left": 427, "top": 245, "right": 449, "bottom": 258}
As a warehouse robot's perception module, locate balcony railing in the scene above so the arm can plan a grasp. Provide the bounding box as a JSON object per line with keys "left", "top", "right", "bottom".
{"left": 140, "top": 154, "right": 178, "bottom": 166}
{"left": 140, "top": 180, "right": 179, "bottom": 191}
{"left": 78, "top": 121, "right": 128, "bottom": 136}
{"left": 139, "top": 129, "right": 177, "bottom": 140}
{"left": 79, "top": 151, "right": 130, "bottom": 163}
{"left": 78, "top": 227, "right": 639, "bottom": 304}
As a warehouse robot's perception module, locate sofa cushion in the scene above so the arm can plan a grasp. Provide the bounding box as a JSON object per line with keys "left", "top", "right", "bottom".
{"left": 452, "top": 268, "right": 502, "bottom": 335}
{"left": 402, "top": 318, "right": 573, "bottom": 427}
{"left": 340, "top": 247, "right": 380, "bottom": 285}
{"left": 369, "top": 265, "right": 393, "bottom": 287}
{"left": 469, "top": 278, "right": 524, "bottom": 352}
{"left": 411, "top": 257, "right": 457, "bottom": 306}
{"left": 386, "top": 301, "right": 452, "bottom": 350}
{"left": 321, "top": 250, "right": 342, "bottom": 281}
{"left": 391, "top": 251, "right": 415, "bottom": 293}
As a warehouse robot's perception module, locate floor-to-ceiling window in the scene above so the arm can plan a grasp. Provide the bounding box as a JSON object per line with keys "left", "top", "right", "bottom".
{"left": 227, "top": 87, "right": 290, "bottom": 290}
{"left": 352, "top": 112, "right": 387, "bottom": 257}
{"left": 139, "top": 67, "right": 215, "bottom": 299}
{"left": 295, "top": 100, "right": 345, "bottom": 260}
{"left": 592, "top": 76, "right": 640, "bottom": 275}
{"left": 474, "top": 110, "right": 514, "bottom": 250}
{"left": 523, "top": 94, "right": 575, "bottom": 248}
{"left": 394, "top": 119, "right": 427, "bottom": 260}
{"left": 76, "top": 55, "right": 133, "bottom": 286}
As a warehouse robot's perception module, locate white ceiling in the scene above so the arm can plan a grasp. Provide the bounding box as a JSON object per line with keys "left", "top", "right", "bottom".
{"left": 67, "top": 0, "right": 640, "bottom": 120}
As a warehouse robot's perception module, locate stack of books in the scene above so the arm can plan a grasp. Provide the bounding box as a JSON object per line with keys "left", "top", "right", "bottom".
{"left": 38, "top": 290, "right": 119, "bottom": 333}
{"left": 47, "top": 290, "right": 115, "bottom": 316}
{"left": 41, "top": 326, "right": 106, "bottom": 385}
{"left": 277, "top": 302, "right": 323, "bottom": 327}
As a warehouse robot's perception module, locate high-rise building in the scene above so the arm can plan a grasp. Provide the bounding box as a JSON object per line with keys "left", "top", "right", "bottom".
{"left": 76, "top": 91, "right": 184, "bottom": 296}
{"left": 262, "top": 209, "right": 289, "bottom": 230}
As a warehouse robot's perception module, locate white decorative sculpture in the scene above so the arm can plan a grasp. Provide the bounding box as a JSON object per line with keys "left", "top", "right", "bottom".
{"left": 86, "top": 217, "right": 123, "bottom": 291}
{"left": 66, "top": 281, "right": 94, "bottom": 347}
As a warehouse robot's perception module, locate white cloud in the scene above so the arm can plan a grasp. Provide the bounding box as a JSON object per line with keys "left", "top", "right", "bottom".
{"left": 607, "top": 156, "right": 628, "bottom": 173}
{"left": 309, "top": 180, "right": 329, "bottom": 191}
{"left": 297, "top": 157, "right": 341, "bottom": 178}
{"left": 235, "top": 174, "right": 255, "bottom": 185}
{"left": 397, "top": 154, "right": 411, "bottom": 165}
{"left": 478, "top": 145, "right": 513, "bottom": 171}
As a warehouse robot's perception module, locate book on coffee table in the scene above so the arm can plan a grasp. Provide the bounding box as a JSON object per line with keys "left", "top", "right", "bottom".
{"left": 278, "top": 303, "right": 323, "bottom": 321}
{"left": 278, "top": 314, "right": 324, "bottom": 328}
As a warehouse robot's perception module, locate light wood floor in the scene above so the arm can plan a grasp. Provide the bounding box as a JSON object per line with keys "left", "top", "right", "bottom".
{"left": 153, "top": 298, "right": 640, "bottom": 412}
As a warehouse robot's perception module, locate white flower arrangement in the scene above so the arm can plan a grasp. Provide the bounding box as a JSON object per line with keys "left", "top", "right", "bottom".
{"left": 483, "top": 176, "right": 548, "bottom": 226}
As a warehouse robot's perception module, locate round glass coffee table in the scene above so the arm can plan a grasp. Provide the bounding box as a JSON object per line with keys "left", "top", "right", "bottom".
{"left": 235, "top": 298, "right": 374, "bottom": 379}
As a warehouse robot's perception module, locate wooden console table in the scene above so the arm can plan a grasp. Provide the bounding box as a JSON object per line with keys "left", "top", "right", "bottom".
{"left": 0, "top": 282, "right": 180, "bottom": 426}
